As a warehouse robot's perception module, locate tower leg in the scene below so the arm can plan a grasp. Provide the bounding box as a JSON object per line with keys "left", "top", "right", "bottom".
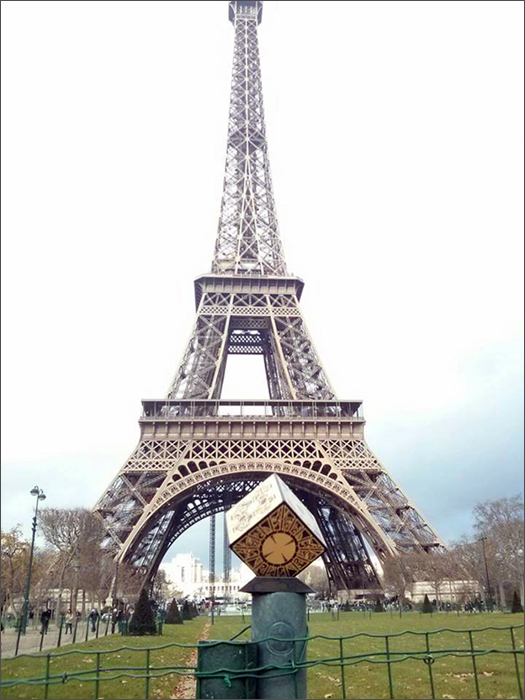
{"left": 209, "top": 514, "right": 216, "bottom": 625}
{"left": 223, "top": 511, "right": 231, "bottom": 601}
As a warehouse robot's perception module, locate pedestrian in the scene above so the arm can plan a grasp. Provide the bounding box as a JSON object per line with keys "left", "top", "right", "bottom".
{"left": 111, "top": 608, "right": 118, "bottom": 634}
{"left": 89, "top": 608, "right": 100, "bottom": 632}
{"left": 65, "top": 609, "right": 74, "bottom": 634}
{"left": 40, "top": 609, "right": 51, "bottom": 635}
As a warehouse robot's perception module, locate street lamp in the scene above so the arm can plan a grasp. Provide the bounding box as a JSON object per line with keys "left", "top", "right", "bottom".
{"left": 479, "top": 536, "right": 493, "bottom": 609}
{"left": 15, "top": 486, "right": 46, "bottom": 655}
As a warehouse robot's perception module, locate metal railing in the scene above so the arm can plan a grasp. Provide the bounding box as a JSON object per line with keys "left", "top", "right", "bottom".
{"left": 141, "top": 399, "right": 364, "bottom": 420}
{"left": 1, "top": 624, "right": 523, "bottom": 700}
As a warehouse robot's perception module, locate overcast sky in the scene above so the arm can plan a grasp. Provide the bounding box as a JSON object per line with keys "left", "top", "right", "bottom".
{"left": 2, "top": 1, "right": 523, "bottom": 570}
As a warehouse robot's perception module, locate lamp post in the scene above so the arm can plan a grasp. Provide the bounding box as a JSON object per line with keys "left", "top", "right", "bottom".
{"left": 479, "top": 536, "right": 493, "bottom": 608}
{"left": 14, "top": 486, "right": 46, "bottom": 656}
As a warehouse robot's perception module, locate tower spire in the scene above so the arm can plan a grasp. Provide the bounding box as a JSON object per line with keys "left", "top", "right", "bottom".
{"left": 213, "top": 0, "right": 287, "bottom": 276}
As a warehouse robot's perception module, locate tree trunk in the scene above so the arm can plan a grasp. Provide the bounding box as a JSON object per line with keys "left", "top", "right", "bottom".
{"left": 81, "top": 589, "right": 86, "bottom": 619}
{"left": 434, "top": 585, "right": 440, "bottom": 605}
{"left": 499, "top": 582, "right": 506, "bottom": 609}
{"left": 56, "top": 561, "right": 69, "bottom": 618}
{"left": 520, "top": 579, "right": 524, "bottom": 607}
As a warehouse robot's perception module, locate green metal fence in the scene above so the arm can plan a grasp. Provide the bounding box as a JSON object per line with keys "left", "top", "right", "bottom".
{"left": 1, "top": 624, "right": 523, "bottom": 700}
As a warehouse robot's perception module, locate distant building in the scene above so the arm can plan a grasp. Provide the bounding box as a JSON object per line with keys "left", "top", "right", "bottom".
{"left": 404, "top": 579, "right": 481, "bottom": 603}
{"left": 161, "top": 553, "right": 205, "bottom": 597}
{"left": 160, "top": 554, "right": 252, "bottom": 600}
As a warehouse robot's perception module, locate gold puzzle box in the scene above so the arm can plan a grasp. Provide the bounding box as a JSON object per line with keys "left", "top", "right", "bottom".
{"left": 226, "top": 474, "right": 326, "bottom": 577}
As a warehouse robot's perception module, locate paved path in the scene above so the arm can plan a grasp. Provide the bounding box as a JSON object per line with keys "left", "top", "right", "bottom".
{"left": 1, "top": 621, "right": 117, "bottom": 658}
{"left": 172, "top": 619, "right": 211, "bottom": 700}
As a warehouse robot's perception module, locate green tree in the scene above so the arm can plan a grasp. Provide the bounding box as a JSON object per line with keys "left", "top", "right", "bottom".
{"left": 129, "top": 589, "right": 157, "bottom": 635}
{"left": 511, "top": 590, "right": 524, "bottom": 614}
{"left": 181, "top": 600, "right": 192, "bottom": 621}
{"left": 165, "top": 599, "right": 183, "bottom": 624}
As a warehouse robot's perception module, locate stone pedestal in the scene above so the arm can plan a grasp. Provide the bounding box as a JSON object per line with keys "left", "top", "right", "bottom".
{"left": 241, "top": 577, "right": 312, "bottom": 700}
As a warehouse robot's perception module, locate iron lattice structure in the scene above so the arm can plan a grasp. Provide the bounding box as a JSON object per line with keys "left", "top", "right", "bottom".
{"left": 93, "top": 0, "right": 445, "bottom": 593}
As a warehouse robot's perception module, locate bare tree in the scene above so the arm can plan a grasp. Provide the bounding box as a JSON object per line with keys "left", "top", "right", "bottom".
{"left": 473, "top": 495, "right": 524, "bottom": 605}
{"left": 39, "top": 508, "right": 106, "bottom": 614}
{"left": 1, "top": 527, "right": 30, "bottom": 617}
{"left": 152, "top": 569, "right": 172, "bottom": 603}
{"left": 382, "top": 553, "right": 418, "bottom": 614}
{"left": 298, "top": 561, "right": 330, "bottom": 597}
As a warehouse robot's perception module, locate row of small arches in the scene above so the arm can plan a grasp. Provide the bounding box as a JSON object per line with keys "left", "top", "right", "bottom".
{"left": 172, "top": 459, "right": 337, "bottom": 481}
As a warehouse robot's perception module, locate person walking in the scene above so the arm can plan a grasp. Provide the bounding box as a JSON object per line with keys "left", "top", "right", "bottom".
{"left": 89, "top": 608, "right": 99, "bottom": 632}
{"left": 40, "top": 609, "right": 51, "bottom": 635}
{"left": 111, "top": 608, "right": 118, "bottom": 634}
{"left": 65, "top": 609, "right": 74, "bottom": 634}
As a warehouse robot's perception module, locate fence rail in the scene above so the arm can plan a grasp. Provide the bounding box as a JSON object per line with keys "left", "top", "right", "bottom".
{"left": 1, "top": 624, "right": 523, "bottom": 700}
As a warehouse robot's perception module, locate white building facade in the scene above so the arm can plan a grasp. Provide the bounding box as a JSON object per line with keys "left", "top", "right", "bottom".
{"left": 160, "top": 554, "right": 252, "bottom": 600}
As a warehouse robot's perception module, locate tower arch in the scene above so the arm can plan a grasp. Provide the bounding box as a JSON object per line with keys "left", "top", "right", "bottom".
{"left": 116, "top": 463, "right": 394, "bottom": 591}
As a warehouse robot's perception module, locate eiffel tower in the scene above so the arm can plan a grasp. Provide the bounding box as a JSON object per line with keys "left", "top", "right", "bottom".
{"left": 94, "top": 0, "right": 444, "bottom": 593}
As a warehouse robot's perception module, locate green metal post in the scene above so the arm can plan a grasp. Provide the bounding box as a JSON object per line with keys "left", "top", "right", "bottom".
{"left": 339, "top": 637, "right": 347, "bottom": 699}
{"left": 251, "top": 587, "right": 308, "bottom": 699}
{"left": 293, "top": 639, "right": 299, "bottom": 699}
{"left": 57, "top": 616, "right": 63, "bottom": 649}
{"left": 44, "top": 654, "right": 50, "bottom": 700}
{"left": 510, "top": 627, "right": 523, "bottom": 699}
{"left": 385, "top": 635, "right": 394, "bottom": 699}
{"left": 244, "top": 638, "right": 249, "bottom": 700}
{"left": 95, "top": 651, "right": 101, "bottom": 699}
{"left": 145, "top": 648, "right": 150, "bottom": 699}
{"left": 197, "top": 639, "right": 257, "bottom": 699}
{"left": 425, "top": 632, "right": 435, "bottom": 700}
{"left": 468, "top": 630, "right": 481, "bottom": 699}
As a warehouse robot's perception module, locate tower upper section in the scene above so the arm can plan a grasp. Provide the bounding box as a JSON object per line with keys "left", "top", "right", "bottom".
{"left": 212, "top": 0, "right": 287, "bottom": 276}
{"left": 229, "top": 1, "right": 263, "bottom": 24}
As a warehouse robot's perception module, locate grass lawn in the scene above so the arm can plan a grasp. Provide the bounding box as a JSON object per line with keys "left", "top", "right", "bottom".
{"left": 1, "top": 615, "right": 208, "bottom": 700}
{"left": 1, "top": 611, "right": 523, "bottom": 699}
{"left": 209, "top": 611, "right": 524, "bottom": 700}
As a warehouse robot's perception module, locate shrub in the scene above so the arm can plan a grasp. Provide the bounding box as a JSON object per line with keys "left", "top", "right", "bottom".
{"left": 165, "top": 599, "right": 183, "bottom": 624}
{"left": 421, "top": 594, "right": 433, "bottom": 614}
{"left": 373, "top": 598, "right": 385, "bottom": 612}
{"left": 181, "top": 600, "right": 192, "bottom": 621}
{"left": 511, "top": 590, "right": 524, "bottom": 614}
{"left": 129, "top": 589, "right": 157, "bottom": 635}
